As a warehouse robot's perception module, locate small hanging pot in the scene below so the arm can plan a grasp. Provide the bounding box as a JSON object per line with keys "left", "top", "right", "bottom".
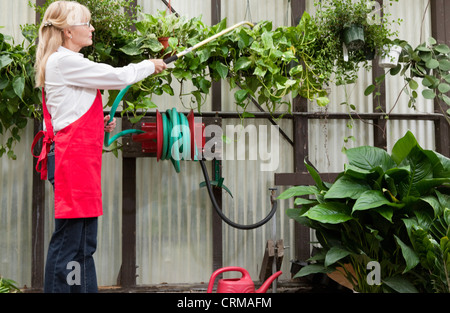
{"left": 378, "top": 45, "right": 402, "bottom": 68}
{"left": 158, "top": 37, "right": 178, "bottom": 60}
{"left": 343, "top": 24, "right": 365, "bottom": 51}
{"left": 158, "top": 37, "right": 170, "bottom": 50}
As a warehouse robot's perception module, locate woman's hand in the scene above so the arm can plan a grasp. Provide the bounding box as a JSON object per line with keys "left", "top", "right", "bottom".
{"left": 150, "top": 59, "right": 167, "bottom": 74}
{"left": 104, "top": 115, "right": 116, "bottom": 133}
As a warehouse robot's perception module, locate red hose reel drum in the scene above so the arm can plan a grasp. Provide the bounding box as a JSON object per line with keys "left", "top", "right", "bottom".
{"left": 132, "top": 109, "right": 205, "bottom": 161}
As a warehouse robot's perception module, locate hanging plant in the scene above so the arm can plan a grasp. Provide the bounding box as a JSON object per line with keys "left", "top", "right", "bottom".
{"left": 365, "top": 37, "right": 450, "bottom": 125}
{"left": 313, "top": 0, "right": 402, "bottom": 85}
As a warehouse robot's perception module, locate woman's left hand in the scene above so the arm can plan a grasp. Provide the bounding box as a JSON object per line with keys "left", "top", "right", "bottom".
{"left": 104, "top": 115, "right": 116, "bottom": 133}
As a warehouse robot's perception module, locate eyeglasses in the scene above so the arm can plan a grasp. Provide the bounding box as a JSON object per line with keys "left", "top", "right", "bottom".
{"left": 72, "top": 21, "right": 92, "bottom": 28}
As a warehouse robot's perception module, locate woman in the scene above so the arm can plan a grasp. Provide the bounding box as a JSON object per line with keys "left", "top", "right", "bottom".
{"left": 33, "top": 1, "right": 167, "bottom": 293}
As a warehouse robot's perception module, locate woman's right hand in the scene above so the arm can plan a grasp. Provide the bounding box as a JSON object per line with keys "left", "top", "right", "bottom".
{"left": 151, "top": 59, "right": 167, "bottom": 74}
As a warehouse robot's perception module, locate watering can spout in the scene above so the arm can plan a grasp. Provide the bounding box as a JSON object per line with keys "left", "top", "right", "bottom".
{"left": 256, "top": 271, "right": 283, "bottom": 293}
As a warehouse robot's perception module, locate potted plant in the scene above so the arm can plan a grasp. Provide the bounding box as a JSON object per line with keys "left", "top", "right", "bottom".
{"left": 278, "top": 131, "right": 450, "bottom": 293}
{"left": 365, "top": 37, "right": 450, "bottom": 125}
{"left": 313, "top": 0, "right": 401, "bottom": 85}
{"left": 378, "top": 43, "right": 402, "bottom": 68}
{"left": 134, "top": 10, "right": 205, "bottom": 56}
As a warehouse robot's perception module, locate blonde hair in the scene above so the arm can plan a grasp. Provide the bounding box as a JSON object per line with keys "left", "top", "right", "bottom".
{"left": 35, "top": 1, "right": 91, "bottom": 87}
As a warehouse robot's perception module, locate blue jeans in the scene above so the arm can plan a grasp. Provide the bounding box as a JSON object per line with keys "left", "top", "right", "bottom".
{"left": 44, "top": 217, "right": 99, "bottom": 293}
{"left": 45, "top": 144, "right": 98, "bottom": 293}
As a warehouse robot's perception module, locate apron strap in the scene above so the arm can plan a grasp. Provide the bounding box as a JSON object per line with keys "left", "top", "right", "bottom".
{"left": 31, "top": 88, "right": 55, "bottom": 180}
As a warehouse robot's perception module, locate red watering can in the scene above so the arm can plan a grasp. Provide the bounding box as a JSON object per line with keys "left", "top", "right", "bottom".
{"left": 207, "top": 266, "right": 282, "bottom": 293}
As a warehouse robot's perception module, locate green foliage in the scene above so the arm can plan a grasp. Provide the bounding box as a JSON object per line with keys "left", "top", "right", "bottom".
{"left": 0, "top": 276, "right": 21, "bottom": 293}
{"left": 279, "top": 131, "right": 450, "bottom": 293}
{"left": 3, "top": 0, "right": 401, "bottom": 158}
{"left": 0, "top": 31, "right": 40, "bottom": 160}
{"left": 366, "top": 37, "right": 450, "bottom": 125}
{"left": 313, "top": 0, "right": 401, "bottom": 85}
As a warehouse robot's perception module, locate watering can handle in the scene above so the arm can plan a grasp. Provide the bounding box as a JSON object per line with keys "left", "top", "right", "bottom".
{"left": 206, "top": 266, "right": 251, "bottom": 293}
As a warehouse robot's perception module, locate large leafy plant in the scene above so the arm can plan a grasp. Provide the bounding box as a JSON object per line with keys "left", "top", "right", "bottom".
{"left": 0, "top": 30, "right": 40, "bottom": 159}
{"left": 279, "top": 131, "right": 450, "bottom": 293}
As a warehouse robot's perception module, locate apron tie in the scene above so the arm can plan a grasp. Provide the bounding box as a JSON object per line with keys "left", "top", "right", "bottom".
{"left": 31, "top": 130, "right": 54, "bottom": 180}
{"left": 31, "top": 88, "right": 55, "bottom": 180}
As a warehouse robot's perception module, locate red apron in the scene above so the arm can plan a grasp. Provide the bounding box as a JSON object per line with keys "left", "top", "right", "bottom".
{"left": 32, "top": 89, "right": 104, "bottom": 219}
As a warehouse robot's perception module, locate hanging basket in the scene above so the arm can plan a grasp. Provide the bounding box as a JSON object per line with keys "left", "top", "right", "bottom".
{"left": 343, "top": 24, "right": 365, "bottom": 51}
{"left": 378, "top": 45, "right": 402, "bottom": 68}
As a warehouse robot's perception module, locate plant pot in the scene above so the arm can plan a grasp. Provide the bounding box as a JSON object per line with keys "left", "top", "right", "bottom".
{"left": 158, "top": 37, "right": 170, "bottom": 50}
{"left": 378, "top": 45, "right": 402, "bottom": 68}
{"left": 343, "top": 24, "right": 365, "bottom": 51}
{"left": 158, "top": 37, "right": 178, "bottom": 60}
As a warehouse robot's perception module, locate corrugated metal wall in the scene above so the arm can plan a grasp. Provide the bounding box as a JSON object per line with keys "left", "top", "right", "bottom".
{"left": 0, "top": 0, "right": 437, "bottom": 288}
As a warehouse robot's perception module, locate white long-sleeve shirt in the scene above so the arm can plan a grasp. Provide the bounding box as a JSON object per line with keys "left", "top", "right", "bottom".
{"left": 45, "top": 46, "right": 155, "bottom": 131}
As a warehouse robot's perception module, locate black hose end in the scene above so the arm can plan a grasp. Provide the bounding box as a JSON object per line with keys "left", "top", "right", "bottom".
{"left": 164, "top": 55, "right": 178, "bottom": 64}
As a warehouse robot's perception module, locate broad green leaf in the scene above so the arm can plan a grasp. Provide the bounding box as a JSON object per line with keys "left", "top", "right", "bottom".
{"left": 382, "top": 276, "right": 419, "bottom": 293}
{"left": 210, "top": 61, "right": 228, "bottom": 79}
{"left": 303, "top": 203, "right": 353, "bottom": 224}
{"left": 374, "top": 206, "right": 394, "bottom": 222}
{"left": 325, "top": 246, "right": 351, "bottom": 267}
{"left": 0, "top": 55, "right": 13, "bottom": 69}
{"left": 435, "top": 43, "right": 450, "bottom": 54}
{"left": 196, "top": 48, "right": 211, "bottom": 63}
{"left": 346, "top": 145, "right": 396, "bottom": 172}
{"left": 426, "top": 58, "right": 439, "bottom": 69}
{"left": 253, "top": 66, "right": 266, "bottom": 77}
{"left": 408, "top": 79, "right": 419, "bottom": 90}
{"left": 391, "top": 131, "right": 419, "bottom": 165}
{"left": 394, "top": 235, "right": 420, "bottom": 273}
{"left": 304, "top": 159, "right": 326, "bottom": 191}
{"left": 294, "top": 197, "right": 317, "bottom": 206}
{"left": 422, "top": 89, "right": 436, "bottom": 99}
{"left": 442, "top": 94, "right": 450, "bottom": 106}
{"left": 316, "top": 96, "right": 330, "bottom": 106}
{"left": 261, "top": 31, "right": 274, "bottom": 49}
{"left": 12, "top": 76, "right": 25, "bottom": 99}
{"left": 438, "top": 83, "right": 450, "bottom": 94}
{"left": 234, "top": 57, "right": 252, "bottom": 71}
{"left": 120, "top": 41, "right": 143, "bottom": 55}
{"left": 293, "top": 264, "right": 333, "bottom": 278}
{"left": 325, "top": 175, "right": 371, "bottom": 200}
{"left": 439, "top": 59, "right": 450, "bottom": 71}
{"left": 278, "top": 185, "right": 319, "bottom": 199}
{"left": 353, "top": 190, "right": 404, "bottom": 212}
{"left": 364, "top": 84, "right": 376, "bottom": 96}
{"left": 234, "top": 89, "right": 248, "bottom": 103}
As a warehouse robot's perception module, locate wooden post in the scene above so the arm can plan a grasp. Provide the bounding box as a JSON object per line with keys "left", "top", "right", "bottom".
{"left": 290, "top": 0, "right": 311, "bottom": 263}
{"left": 431, "top": 0, "right": 450, "bottom": 158}
{"left": 211, "top": 0, "right": 223, "bottom": 273}
{"left": 372, "top": 0, "right": 387, "bottom": 151}
{"left": 120, "top": 156, "right": 137, "bottom": 288}
{"left": 31, "top": 0, "right": 47, "bottom": 291}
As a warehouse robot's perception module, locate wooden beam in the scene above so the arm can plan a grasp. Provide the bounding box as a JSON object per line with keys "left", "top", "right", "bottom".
{"left": 275, "top": 172, "right": 340, "bottom": 187}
